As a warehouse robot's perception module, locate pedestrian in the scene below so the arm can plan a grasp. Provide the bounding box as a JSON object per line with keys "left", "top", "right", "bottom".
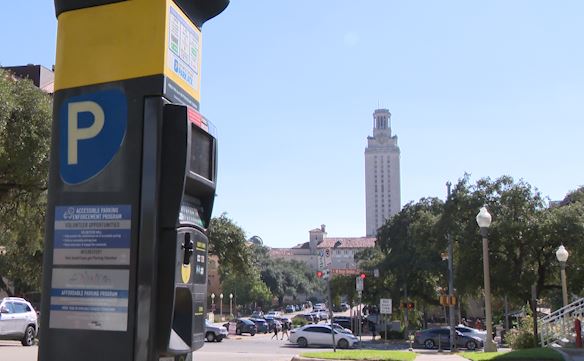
{"left": 271, "top": 322, "right": 279, "bottom": 340}
{"left": 281, "top": 321, "right": 290, "bottom": 340}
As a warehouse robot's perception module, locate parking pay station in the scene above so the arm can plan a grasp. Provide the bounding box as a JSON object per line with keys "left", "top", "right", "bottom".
{"left": 39, "top": 1, "right": 229, "bottom": 360}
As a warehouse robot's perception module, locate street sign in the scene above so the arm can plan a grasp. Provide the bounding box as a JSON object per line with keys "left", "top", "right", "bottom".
{"left": 318, "top": 251, "right": 325, "bottom": 270}
{"left": 356, "top": 276, "right": 363, "bottom": 291}
{"left": 380, "top": 298, "right": 392, "bottom": 314}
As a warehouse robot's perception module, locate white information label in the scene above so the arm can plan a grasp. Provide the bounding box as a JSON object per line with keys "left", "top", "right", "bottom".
{"left": 356, "top": 276, "right": 363, "bottom": 291}
{"left": 380, "top": 298, "right": 392, "bottom": 314}
{"left": 49, "top": 268, "right": 129, "bottom": 331}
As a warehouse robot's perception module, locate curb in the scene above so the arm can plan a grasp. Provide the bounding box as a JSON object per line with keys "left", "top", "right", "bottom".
{"left": 291, "top": 357, "right": 336, "bottom": 361}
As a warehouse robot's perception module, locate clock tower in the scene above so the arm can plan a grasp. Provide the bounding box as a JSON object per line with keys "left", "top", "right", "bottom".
{"left": 364, "top": 108, "right": 401, "bottom": 237}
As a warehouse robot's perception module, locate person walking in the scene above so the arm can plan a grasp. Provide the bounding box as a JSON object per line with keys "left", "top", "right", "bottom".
{"left": 281, "top": 321, "right": 290, "bottom": 340}
{"left": 271, "top": 322, "right": 279, "bottom": 340}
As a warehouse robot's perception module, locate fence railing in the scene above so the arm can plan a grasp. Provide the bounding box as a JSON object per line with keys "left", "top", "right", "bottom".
{"left": 539, "top": 298, "right": 584, "bottom": 347}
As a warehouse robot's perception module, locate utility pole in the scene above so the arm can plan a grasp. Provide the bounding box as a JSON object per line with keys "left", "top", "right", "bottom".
{"left": 327, "top": 274, "right": 336, "bottom": 352}
{"left": 447, "top": 181, "right": 456, "bottom": 351}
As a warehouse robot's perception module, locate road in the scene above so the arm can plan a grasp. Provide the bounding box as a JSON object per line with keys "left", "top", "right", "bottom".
{"left": 0, "top": 331, "right": 356, "bottom": 361}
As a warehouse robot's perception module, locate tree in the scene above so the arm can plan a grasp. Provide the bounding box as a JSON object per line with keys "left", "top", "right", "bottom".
{"left": 207, "top": 213, "right": 254, "bottom": 277}
{"left": 255, "top": 248, "right": 320, "bottom": 306}
{"left": 442, "top": 176, "right": 584, "bottom": 309}
{"left": 376, "top": 197, "right": 446, "bottom": 305}
{"left": 0, "top": 70, "right": 52, "bottom": 294}
{"left": 221, "top": 268, "right": 272, "bottom": 312}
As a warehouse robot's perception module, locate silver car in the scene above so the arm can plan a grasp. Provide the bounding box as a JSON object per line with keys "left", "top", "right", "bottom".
{"left": 0, "top": 297, "right": 38, "bottom": 346}
{"left": 205, "top": 319, "right": 228, "bottom": 342}
{"left": 290, "top": 324, "right": 359, "bottom": 349}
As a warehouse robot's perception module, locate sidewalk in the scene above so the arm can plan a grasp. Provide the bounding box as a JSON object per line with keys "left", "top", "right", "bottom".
{"left": 414, "top": 351, "right": 468, "bottom": 360}
{"left": 292, "top": 351, "right": 468, "bottom": 361}
{"left": 557, "top": 348, "right": 584, "bottom": 361}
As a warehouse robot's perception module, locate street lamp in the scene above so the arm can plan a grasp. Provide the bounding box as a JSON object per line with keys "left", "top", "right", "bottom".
{"left": 476, "top": 206, "right": 497, "bottom": 352}
{"left": 229, "top": 293, "right": 233, "bottom": 317}
{"left": 556, "top": 245, "right": 569, "bottom": 307}
{"left": 211, "top": 293, "right": 215, "bottom": 314}
{"left": 220, "top": 293, "right": 224, "bottom": 319}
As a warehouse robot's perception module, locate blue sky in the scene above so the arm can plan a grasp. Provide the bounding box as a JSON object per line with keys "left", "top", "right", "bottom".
{"left": 2, "top": 1, "right": 583, "bottom": 248}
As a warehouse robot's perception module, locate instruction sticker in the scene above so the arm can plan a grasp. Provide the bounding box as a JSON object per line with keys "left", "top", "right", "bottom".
{"left": 53, "top": 205, "right": 131, "bottom": 265}
{"left": 49, "top": 268, "right": 129, "bottom": 331}
{"left": 167, "top": 5, "right": 200, "bottom": 93}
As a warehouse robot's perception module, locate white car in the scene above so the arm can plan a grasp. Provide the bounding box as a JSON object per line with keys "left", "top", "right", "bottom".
{"left": 456, "top": 325, "right": 487, "bottom": 342}
{"left": 290, "top": 324, "right": 359, "bottom": 349}
{"left": 313, "top": 303, "right": 327, "bottom": 311}
{"left": 0, "top": 297, "right": 38, "bottom": 346}
{"left": 266, "top": 311, "right": 281, "bottom": 318}
{"left": 205, "top": 319, "right": 229, "bottom": 342}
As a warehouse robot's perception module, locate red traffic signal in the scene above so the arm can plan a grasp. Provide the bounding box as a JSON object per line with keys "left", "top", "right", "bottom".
{"left": 316, "top": 271, "right": 323, "bottom": 278}
{"left": 360, "top": 273, "right": 366, "bottom": 279}
{"left": 407, "top": 302, "right": 415, "bottom": 310}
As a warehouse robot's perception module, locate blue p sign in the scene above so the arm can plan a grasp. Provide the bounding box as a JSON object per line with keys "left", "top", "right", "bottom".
{"left": 59, "top": 89, "right": 127, "bottom": 184}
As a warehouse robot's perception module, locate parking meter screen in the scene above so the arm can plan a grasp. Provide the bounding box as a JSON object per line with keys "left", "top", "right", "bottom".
{"left": 190, "top": 124, "right": 213, "bottom": 181}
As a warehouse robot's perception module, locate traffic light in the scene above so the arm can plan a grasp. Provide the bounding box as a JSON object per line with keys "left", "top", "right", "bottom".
{"left": 316, "top": 271, "right": 323, "bottom": 278}
{"left": 360, "top": 273, "right": 366, "bottom": 279}
{"left": 407, "top": 302, "right": 415, "bottom": 310}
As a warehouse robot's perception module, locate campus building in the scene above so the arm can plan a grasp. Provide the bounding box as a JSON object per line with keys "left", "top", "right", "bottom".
{"left": 1, "top": 64, "right": 55, "bottom": 94}
{"left": 269, "top": 224, "right": 376, "bottom": 276}
{"left": 364, "top": 108, "right": 401, "bottom": 236}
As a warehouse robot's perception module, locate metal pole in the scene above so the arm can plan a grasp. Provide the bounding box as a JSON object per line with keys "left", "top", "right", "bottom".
{"left": 447, "top": 182, "right": 456, "bottom": 351}
{"left": 532, "top": 284, "right": 539, "bottom": 347}
{"left": 481, "top": 228, "right": 497, "bottom": 352}
{"left": 404, "top": 283, "right": 408, "bottom": 330}
{"left": 504, "top": 295, "right": 509, "bottom": 332}
{"left": 359, "top": 291, "right": 363, "bottom": 346}
{"left": 327, "top": 277, "right": 336, "bottom": 352}
{"left": 560, "top": 262, "right": 568, "bottom": 307}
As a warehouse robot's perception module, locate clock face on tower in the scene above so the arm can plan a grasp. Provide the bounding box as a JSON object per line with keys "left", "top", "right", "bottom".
{"left": 377, "top": 134, "right": 387, "bottom": 144}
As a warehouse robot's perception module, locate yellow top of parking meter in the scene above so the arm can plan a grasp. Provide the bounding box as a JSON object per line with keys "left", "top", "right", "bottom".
{"left": 54, "top": 0, "right": 202, "bottom": 103}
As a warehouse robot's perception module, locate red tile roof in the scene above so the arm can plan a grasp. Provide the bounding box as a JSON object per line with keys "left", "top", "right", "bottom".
{"left": 317, "top": 237, "right": 376, "bottom": 249}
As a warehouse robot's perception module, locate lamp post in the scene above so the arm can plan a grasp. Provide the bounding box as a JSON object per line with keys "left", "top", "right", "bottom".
{"left": 446, "top": 182, "right": 456, "bottom": 351}
{"left": 220, "top": 293, "right": 224, "bottom": 319}
{"left": 229, "top": 293, "right": 233, "bottom": 317}
{"left": 476, "top": 206, "right": 497, "bottom": 352}
{"left": 556, "top": 245, "right": 569, "bottom": 307}
{"left": 211, "top": 293, "right": 215, "bottom": 314}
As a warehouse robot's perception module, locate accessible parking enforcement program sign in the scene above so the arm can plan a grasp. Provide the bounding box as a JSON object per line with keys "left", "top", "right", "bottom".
{"left": 53, "top": 205, "right": 131, "bottom": 265}
{"left": 49, "top": 268, "right": 129, "bottom": 331}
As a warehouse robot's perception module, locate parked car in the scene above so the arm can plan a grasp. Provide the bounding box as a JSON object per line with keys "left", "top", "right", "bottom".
{"left": 332, "top": 316, "right": 363, "bottom": 333}
{"left": 250, "top": 311, "right": 264, "bottom": 319}
{"left": 285, "top": 305, "right": 295, "bottom": 313}
{"left": 264, "top": 317, "right": 282, "bottom": 332}
{"left": 266, "top": 311, "right": 281, "bottom": 318}
{"left": 0, "top": 297, "right": 38, "bottom": 346}
{"left": 314, "top": 310, "right": 329, "bottom": 321}
{"left": 223, "top": 318, "right": 257, "bottom": 336}
{"left": 414, "top": 327, "right": 483, "bottom": 350}
{"left": 205, "top": 320, "right": 228, "bottom": 342}
{"left": 250, "top": 318, "right": 269, "bottom": 333}
{"left": 456, "top": 325, "right": 487, "bottom": 342}
{"left": 340, "top": 303, "right": 350, "bottom": 311}
{"left": 290, "top": 324, "right": 359, "bottom": 349}
{"left": 313, "top": 303, "right": 326, "bottom": 312}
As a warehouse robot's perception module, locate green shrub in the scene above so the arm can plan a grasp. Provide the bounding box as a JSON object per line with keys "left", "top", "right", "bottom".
{"left": 506, "top": 314, "right": 537, "bottom": 349}
{"left": 293, "top": 318, "right": 308, "bottom": 327}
